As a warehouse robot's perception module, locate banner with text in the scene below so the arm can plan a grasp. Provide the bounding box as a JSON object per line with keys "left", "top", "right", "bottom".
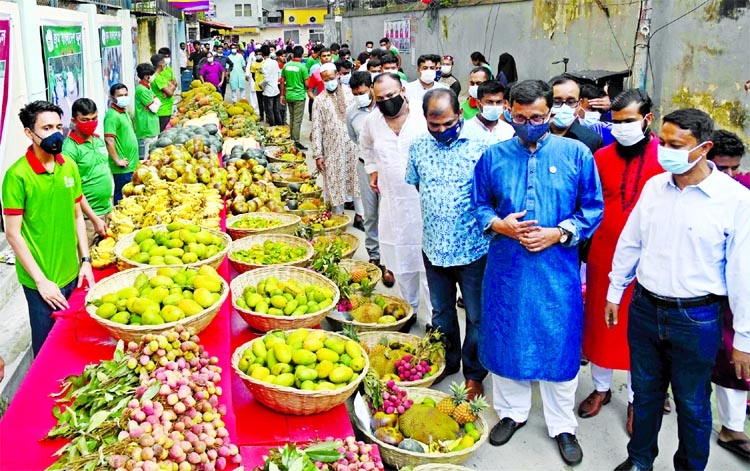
{"left": 41, "top": 25, "right": 84, "bottom": 133}
{"left": 0, "top": 19, "right": 11, "bottom": 143}
{"left": 100, "top": 26, "right": 122, "bottom": 106}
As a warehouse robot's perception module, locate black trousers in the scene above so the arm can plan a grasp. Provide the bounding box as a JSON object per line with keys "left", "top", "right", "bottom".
{"left": 263, "top": 94, "right": 283, "bottom": 126}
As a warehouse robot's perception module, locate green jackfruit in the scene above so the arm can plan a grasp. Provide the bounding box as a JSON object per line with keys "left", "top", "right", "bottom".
{"left": 398, "top": 404, "right": 459, "bottom": 444}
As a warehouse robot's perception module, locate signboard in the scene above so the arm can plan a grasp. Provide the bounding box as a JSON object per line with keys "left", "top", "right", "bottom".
{"left": 100, "top": 26, "right": 122, "bottom": 105}
{"left": 0, "top": 19, "right": 11, "bottom": 142}
{"left": 41, "top": 25, "right": 84, "bottom": 133}
{"left": 384, "top": 19, "right": 411, "bottom": 53}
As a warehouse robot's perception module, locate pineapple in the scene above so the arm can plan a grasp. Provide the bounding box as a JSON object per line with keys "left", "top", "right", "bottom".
{"left": 350, "top": 265, "right": 368, "bottom": 283}
{"left": 436, "top": 382, "right": 469, "bottom": 416}
{"left": 369, "top": 336, "right": 389, "bottom": 357}
{"left": 452, "top": 395, "right": 489, "bottom": 425}
{"left": 342, "top": 324, "right": 368, "bottom": 354}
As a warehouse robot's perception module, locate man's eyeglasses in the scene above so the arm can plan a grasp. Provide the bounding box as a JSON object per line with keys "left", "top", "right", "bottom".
{"left": 511, "top": 114, "right": 549, "bottom": 125}
{"left": 552, "top": 98, "right": 580, "bottom": 107}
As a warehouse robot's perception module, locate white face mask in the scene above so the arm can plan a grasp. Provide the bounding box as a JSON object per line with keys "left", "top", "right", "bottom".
{"left": 440, "top": 65, "right": 452, "bottom": 75}
{"left": 207, "top": 57, "right": 214, "bottom": 63}
{"left": 658, "top": 143, "right": 706, "bottom": 175}
{"left": 480, "top": 105, "right": 503, "bottom": 122}
{"left": 468, "top": 85, "right": 479, "bottom": 99}
{"left": 115, "top": 96, "right": 130, "bottom": 108}
{"left": 339, "top": 73, "right": 351, "bottom": 85}
{"left": 164, "top": 57, "right": 171, "bottom": 65}
{"left": 366, "top": 47, "right": 373, "bottom": 53}
{"left": 371, "top": 72, "right": 381, "bottom": 82}
{"left": 581, "top": 111, "right": 601, "bottom": 127}
{"left": 324, "top": 79, "right": 339, "bottom": 92}
{"left": 354, "top": 93, "right": 372, "bottom": 108}
{"left": 611, "top": 119, "right": 647, "bottom": 147}
{"left": 420, "top": 69, "right": 436, "bottom": 84}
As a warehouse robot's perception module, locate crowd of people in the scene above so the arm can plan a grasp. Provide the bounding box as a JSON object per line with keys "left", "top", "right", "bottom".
{"left": 1, "top": 35, "right": 748, "bottom": 471}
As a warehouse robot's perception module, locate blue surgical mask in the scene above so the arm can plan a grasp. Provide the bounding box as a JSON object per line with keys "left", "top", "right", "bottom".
{"left": 480, "top": 105, "right": 503, "bottom": 122}
{"left": 324, "top": 79, "right": 339, "bottom": 92}
{"left": 503, "top": 109, "right": 513, "bottom": 123}
{"left": 657, "top": 143, "right": 706, "bottom": 175}
{"left": 429, "top": 119, "right": 463, "bottom": 146}
{"left": 512, "top": 120, "right": 550, "bottom": 143}
{"left": 552, "top": 104, "right": 577, "bottom": 128}
{"left": 115, "top": 96, "right": 130, "bottom": 109}
{"left": 339, "top": 73, "right": 351, "bottom": 85}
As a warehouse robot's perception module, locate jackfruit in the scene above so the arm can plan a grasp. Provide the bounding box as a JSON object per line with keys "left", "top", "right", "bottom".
{"left": 227, "top": 106, "right": 244, "bottom": 117}
{"left": 190, "top": 80, "right": 202, "bottom": 89}
{"left": 351, "top": 302, "right": 383, "bottom": 323}
{"left": 398, "top": 404, "right": 460, "bottom": 444}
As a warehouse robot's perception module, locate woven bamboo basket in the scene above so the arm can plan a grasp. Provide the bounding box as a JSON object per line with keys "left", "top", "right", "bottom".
{"left": 357, "top": 332, "right": 445, "bottom": 388}
{"left": 84, "top": 266, "right": 228, "bottom": 342}
{"left": 321, "top": 214, "right": 352, "bottom": 234}
{"left": 413, "top": 465, "right": 474, "bottom": 471}
{"left": 337, "top": 259, "right": 382, "bottom": 289}
{"left": 326, "top": 294, "right": 414, "bottom": 333}
{"left": 349, "top": 387, "right": 489, "bottom": 468}
{"left": 231, "top": 329, "right": 369, "bottom": 415}
{"left": 114, "top": 224, "right": 230, "bottom": 271}
{"left": 226, "top": 213, "right": 301, "bottom": 240}
{"left": 296, "top": 189, "right": 324, "bottom": 199}
{"left": 266, "top": 152, "right": 306, "bottom": 164}
{"left": 311, "top": 233, "right": 360, "bottom": 259}
{"left": 228, "top": 234, "right": 314, "bottom": 274}
{"left": 231, "top": 266, "right": 340, "bottom": 332}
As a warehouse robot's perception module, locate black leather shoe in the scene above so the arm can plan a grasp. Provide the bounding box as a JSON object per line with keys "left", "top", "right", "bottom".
{"left": 294, "top": 141, "right": 308, "bottom": 150}
{"left": 613, "top": 457, "right": 653, "bottom": 471}
{"left": 489, "top": 417, "right": 526, "bottom": 446}
{"left": 555, "top": 433, "right": 583, "bottom": 466}
{"left": 353, "top": 215, "right": 365, "bottom": 232}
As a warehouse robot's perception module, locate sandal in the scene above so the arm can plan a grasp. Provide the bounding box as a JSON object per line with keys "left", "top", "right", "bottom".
{"left": 663, "top": 395, "right": 672, "bottom": 415}
{"left": 717, "top": 438, "right": 750, "bottom": 460}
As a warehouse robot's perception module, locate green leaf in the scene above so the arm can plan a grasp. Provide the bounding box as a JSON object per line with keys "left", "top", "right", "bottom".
{"left": 76, "top": 436, "right": 89, "bottom": 455}
{"left": 86, "top": 410, "right": 109, "bottom": 432}
{"left": 114, "top": 340, "right": 125, "bottom": 361}
{"left": 142, "top": 381, "right": 161, "bottom": 402}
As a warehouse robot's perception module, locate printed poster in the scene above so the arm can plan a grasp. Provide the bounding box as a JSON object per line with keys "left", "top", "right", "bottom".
{"left": 41, "top": 25, "right": 84, "bottom": 133}
{"left": 100, "top": 26, "right": 123, "bottom": 105}
{"left": 0, "top": 19, "right": 11, "bottom": 142}
{"left": 384, "top": 19, "right": 411, "bottom": 53}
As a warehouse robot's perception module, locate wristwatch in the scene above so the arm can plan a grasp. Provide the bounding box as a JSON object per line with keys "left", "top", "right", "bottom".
{"left": 557, "top": 227, "right": 571, "bottom": 244}
{"left": 80, "top": 256, "right": 92, "bottom": 263}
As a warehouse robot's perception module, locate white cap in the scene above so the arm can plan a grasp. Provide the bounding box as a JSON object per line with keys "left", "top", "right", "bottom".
{"left": 320, "top": 63, "right": 336, "bottom": 74}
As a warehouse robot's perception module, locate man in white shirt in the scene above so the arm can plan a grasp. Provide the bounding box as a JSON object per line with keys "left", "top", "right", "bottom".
{"left": 404, "top": 54, "right": 447, "bottom": 109}
{"left": 463, "top": 81, "right": 515, "bottom": 142}
{"left": 259, "top": 45, "right": 283, "bottom": 126}
{"left": 607, "top": 108, "right": 750, "bottom": 471}
{"left": 177, "top": 42, "right": 188, "bottom": 73}
{"left": 360, "top": 73, "right": 432, "bottom": 325}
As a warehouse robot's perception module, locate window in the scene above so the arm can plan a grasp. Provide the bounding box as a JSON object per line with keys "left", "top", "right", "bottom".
{"left": 309, "top": 29, "right": 324, "bottom": 43}
{"left": 235, "top": 3, "right": 252, "bottom": 16}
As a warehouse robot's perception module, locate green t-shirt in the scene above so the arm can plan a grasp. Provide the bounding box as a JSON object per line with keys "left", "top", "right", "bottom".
{"left": 461, "top": 99, "right": 479, "bottom": 120}
{"left": 104, "top": 105, "right": 139, "bottom": 174}
{"left": 151, "top": 66, "right": 175, "bottom": 117}
{"left": 389, "top": 46, "right": 399, "bottom": 56}
{"left": 135, "top": 82, "right": 160, "bottom": 139}
{"left": 281, "top": 61, "right": 309, "bottom": 101}
{"left": 397, "top": 71, "right": 408, "bottom": 82}
{"left": 306, "top": 57, "right": 320, "bottom": 72}
{"left": 2, "top": 149, "right": 83, "bottom": 289}
{"left": 62, "top": 133, "right": 114, "bottom": 216}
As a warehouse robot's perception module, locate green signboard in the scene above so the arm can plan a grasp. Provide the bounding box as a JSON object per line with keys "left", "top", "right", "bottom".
{"left": 100, "top": 26, "right": 123, "bottom": 103}
{"left": 41, "top": 25, "right": 84, "bottom": 132}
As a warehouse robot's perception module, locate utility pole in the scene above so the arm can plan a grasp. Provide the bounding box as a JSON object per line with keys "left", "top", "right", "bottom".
{"left": 631, "top": 0, "right": 653, "bottom": 91}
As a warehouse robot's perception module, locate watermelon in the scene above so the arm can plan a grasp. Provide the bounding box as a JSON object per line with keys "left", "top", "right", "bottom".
{"left": 203, "top": 123, "right": 219, "bottom": 135}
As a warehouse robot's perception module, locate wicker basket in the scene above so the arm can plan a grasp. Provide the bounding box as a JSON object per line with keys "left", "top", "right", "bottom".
{"left": 231, "top": 266, "right": 340, "bottom": 332}
{"left": 326, "top": 294, "right": 414, "bottom": 333}
{"left": 266, "top": 152, "right": 306, "bottom": 164}
{"left": 231, "top": 329, "right": 369, "bottom": 415}
{"left": 226, "top": 213, "right": 301, "bottom": 240}
{"left": 321, "top": 214, "right": 352, "bottom": 234}
{"left": 311, "top": 233, "right": 360, "bottom": 259}
{"left": 114, "top": 224, "right": 230, "bottom": 271}
{"left": 356, "top": 332, "right": 445, "bottom": 388}
{"left": 413, "top": 465, "right": 474, "bottom": 471}
{"left": 228, "top": 234, "right": 314, "bottom": 274}
{"left": 337, "top": 259, "right": 382, "bottom": 289}
{"left": 350, "top": 387, "right": 489, "bottom": 468}
{"left": 84, "top": 266, "right": 228, "bottom": 343}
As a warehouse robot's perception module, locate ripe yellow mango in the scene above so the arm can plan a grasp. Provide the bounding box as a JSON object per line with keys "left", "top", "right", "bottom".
{"left": 96, "top": 302, "right": 117, "bottom": 319}
{"left": 177, "top": 299, "right": 203, "bottom": 316}
{"left": 329, "top": 365, "right": 354, "bottom": 384}
{"left": 192, "top": 275, "right": 222, "bottom": 293}
{"left": 316, "top": 348, "right": 339, "bottom": 363}
{"left": 273, "top": 343, "right": 292, "bottom": 364}
{"left": 193, "top": 287, "right": 215, "bottom": 309}
{"left": 292, "top": 349, "right": 317, "bottom": 366}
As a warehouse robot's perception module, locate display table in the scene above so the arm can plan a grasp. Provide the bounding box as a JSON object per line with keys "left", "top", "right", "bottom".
{"left": 0, "top": 258, "right": 353, "bottom": 470}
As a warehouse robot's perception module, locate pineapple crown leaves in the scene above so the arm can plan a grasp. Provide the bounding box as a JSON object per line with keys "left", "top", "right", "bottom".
{"left": 362, "top": 370, "right": 384, "bottom": 411}
{"left": 414, "top": 329, "right": 446, "bottom": 364}
{"left": 448, "top": 381, "right": 470, "bottom": 405}
{"left": 340, "top": 324, "right": 359, "bottom": 342}
{"left": 468, "top": 394, "right": 489, "bottom": 414}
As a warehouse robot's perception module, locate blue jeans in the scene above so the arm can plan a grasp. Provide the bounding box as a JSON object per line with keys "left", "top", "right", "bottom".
{"left": 112, "top": 172, "right": 133, "bottom": 206}
{"left": 627, "top": 283, "right": 722, "bottom": 471}
{"left": 23, "top": 278, "right": 77, "bottom": 357}
{"left": 423, "top": 252, "right": 488, "bottom": 382}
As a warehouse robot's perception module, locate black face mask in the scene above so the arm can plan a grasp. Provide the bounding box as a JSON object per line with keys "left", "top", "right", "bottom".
{"left": 379, "top": 94, "right": 404, "bottom": 118}
{"left": 35, "top": 131, "right": 64, "bottom": 155}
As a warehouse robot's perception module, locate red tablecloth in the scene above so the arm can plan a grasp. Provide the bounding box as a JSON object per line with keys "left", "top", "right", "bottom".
{"left": 0, "top": 261, "right": 353, "bottom": 470}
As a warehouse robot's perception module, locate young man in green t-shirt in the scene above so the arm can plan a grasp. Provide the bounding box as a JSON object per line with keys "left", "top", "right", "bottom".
{"left": 62, "top": 98, "right": 114, "bottom": 246}
{"left": 134, "top": 63, "right": 160, "bottom": 159}
{"left": 104, "top": 83, "right": 139, "bottom": 205}
{"left": 280, "top": 45, "right": 309, "bottom": 147}
{"left": 151, "top": 50, "right": 177, "bottom": 131}
{"left": 2, "top": 101, "right": 94, "bottom": 355}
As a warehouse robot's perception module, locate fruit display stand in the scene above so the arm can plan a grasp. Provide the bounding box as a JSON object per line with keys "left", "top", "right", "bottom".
{"left": 84, "top": 266, "right": 229, "bottom": 342}
{"left": 231, "top": 266, "right": 340, "bottom": 332}
{"left": 225, "top": 212, "right": 301, "bottom": 240}
{"left": 348, "top": 388, "right": 489, "bottom": 468}
{"left": 228, "top": 234, "right": 314, "bottom": 274}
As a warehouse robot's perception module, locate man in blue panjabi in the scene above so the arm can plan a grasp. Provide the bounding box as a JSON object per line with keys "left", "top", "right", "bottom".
{"left": 470, "top": 79, "right": 603, "bottom": 467}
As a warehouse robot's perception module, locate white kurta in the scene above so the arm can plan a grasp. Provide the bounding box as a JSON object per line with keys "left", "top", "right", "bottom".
{"left": 360, "top": 106, "right": 427, "bottom": 275}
